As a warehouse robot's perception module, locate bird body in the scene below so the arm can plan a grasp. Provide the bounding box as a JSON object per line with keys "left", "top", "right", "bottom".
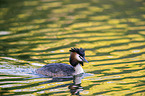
{"left": 36, "top": 48, "right": 88, "bottom": 77}
{"left": 36, "top": 63, "right": 74, "bottom": 77}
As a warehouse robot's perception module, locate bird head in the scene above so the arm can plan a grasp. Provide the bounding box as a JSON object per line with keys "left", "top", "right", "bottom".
{"left": 69, "top": 48, "right": 88, "bottom": 67}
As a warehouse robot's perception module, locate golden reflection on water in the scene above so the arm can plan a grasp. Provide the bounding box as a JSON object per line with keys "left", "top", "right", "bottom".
{"left": 0, "top": 0, "right": 145, "bottom": 95}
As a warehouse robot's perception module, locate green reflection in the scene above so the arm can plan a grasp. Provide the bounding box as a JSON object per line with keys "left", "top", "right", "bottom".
{"left": 0, "top": 0, "right": 145, "bottom": 95}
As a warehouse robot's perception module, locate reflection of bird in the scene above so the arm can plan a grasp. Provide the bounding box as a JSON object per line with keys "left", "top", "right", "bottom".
{"left": 36, "top": 48, "right": 88, "bottom": 77}
{"left": 68, "top": 84, "right": 83, "bottom": 95}
{"left": 68, "top": 73, "right": 84, "bottom": 95}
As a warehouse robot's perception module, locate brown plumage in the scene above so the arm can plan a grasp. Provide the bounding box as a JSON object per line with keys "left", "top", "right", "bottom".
{"left": 36, "top": 63, "right": 74, "bottom": 77}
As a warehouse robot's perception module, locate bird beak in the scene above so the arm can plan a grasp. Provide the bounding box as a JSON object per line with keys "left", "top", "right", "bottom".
{"left": 82, "top": 57, "right": 89, "bottom": 63}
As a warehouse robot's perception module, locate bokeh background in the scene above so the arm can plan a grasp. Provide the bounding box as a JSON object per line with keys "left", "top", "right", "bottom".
{"left": 0, "top": 0, "right": 145, "bottom": 95}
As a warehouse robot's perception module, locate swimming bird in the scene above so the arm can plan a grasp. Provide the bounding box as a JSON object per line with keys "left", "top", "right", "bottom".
{"left": 36, "top": 48, "right": 88, "bottom": 77}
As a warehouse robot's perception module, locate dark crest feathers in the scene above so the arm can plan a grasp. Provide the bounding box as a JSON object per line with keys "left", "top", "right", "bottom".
{"left": 69, "top": 48, "right": 85, "bottom": 57}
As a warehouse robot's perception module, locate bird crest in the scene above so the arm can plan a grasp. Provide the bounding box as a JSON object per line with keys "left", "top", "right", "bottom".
{"left": 69, "top": 48, "right": 85, "bottom": 57}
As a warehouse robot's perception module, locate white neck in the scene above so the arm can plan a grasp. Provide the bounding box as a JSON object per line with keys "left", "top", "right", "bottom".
{"left": 73, "top": 64, "right": 84, "bottom": 75}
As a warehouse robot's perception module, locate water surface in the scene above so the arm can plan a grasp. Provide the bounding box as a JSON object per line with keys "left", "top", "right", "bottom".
{"left": 0, "top": 0, "right": 145, "bottom": 95}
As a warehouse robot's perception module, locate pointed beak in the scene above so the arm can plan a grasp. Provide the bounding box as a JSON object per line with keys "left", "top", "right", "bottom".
{"left": 82, "top": 57, "right": 89, "bottom": 63}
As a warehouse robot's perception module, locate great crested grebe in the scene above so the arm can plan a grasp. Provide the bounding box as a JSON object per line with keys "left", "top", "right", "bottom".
{"left": 36, "top": 48, "right": 88, "bottom": 77}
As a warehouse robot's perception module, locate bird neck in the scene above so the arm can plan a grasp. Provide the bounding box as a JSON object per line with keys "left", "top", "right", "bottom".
{"left": 73, "top": 64, "right": 84, "bottom": 75}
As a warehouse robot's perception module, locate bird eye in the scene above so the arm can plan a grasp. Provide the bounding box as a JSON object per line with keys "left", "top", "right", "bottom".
{"left": 79, "top": 56, "right": 83, "bottom": 60}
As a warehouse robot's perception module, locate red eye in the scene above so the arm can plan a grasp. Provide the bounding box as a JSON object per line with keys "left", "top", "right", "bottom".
{"left": 79, "top": 56, "right": 83, "bottom": 60}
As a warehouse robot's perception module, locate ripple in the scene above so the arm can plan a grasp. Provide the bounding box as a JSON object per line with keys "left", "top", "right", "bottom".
{"left": 0, "top": 31, "right": 11, "bottom": 35}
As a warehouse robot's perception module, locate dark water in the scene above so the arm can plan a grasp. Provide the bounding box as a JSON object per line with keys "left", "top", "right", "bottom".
{"left": 0, "top": 0, "right": 145, "bottom": 95}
